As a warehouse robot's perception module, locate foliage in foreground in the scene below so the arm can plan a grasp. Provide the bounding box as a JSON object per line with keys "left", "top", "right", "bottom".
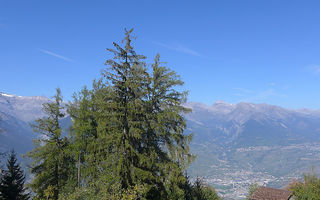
{"left": 189, "top": 177, "right": 220, "bottom": 200}
{"left": 27, "top": 88, "right": 76, "bottom": 200}
{"left": 288, "top": 172, "right": 320, "bottom": 200}
{"left": 0, "top": 150, "right": 29, "bottom": 200}
{"left": 245, "top": 183, "right": 259, "bottom": 199}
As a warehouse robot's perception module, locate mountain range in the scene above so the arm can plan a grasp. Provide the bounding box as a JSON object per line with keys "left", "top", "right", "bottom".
{"left": 184, "top": 101, "right": 320, "bottom": 146}
{"left": 184, "top": 101, "right": 320, "bottom": 199}
{"left": 0, "top": 92, "right": 50, "bottom": 154}
{"left": 1, "top": 93, "right": 320, "bottom": 199}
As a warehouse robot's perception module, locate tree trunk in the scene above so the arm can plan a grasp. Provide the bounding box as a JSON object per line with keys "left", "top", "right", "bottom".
{"left": 78, "top": 153, "right": 81, "bottom": 187}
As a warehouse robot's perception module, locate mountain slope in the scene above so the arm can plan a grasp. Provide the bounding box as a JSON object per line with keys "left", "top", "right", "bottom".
{"left": 184, "top": 101, "right": 320, "bottom": 146}
{"left": 0, "top": 110, "right": 34, "bottom": 153}
{"left": 184, "top": 101, "right": 320, "bottom": 199}
{"left": 0, "top": 92, "right": 50, "bottom": 122}
{"left": 0, "top": 92, "right": 52, "bottom": 153}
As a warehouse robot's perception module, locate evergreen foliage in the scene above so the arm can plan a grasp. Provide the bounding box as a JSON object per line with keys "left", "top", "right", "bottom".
{"left": 0, "top": 150, "right": 29, "bottom": 200}
{"left": 66, "top": 86, "right": 98, "bottom": 187}
{"left": 191, "top": 177, "right": 220, "bottom": 200}
{"left": 27, "top": 88, "right": 75, "bottom": 200}
{"left": 64, "top": 29, "right": 195, "bottom": 199}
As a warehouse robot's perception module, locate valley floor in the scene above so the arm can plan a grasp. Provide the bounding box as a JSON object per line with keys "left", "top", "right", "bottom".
{"left": 189, "top": 143, "right": 320, "bottom": 199}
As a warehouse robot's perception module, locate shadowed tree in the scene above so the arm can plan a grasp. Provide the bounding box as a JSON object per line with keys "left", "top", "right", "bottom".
{"left": 0, "top": 149, "right": 29, "bottom": 200}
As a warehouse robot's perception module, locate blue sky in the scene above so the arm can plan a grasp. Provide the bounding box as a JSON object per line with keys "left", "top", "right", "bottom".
{"left": 1, "top": 0, "right": 320, "bottom": 109}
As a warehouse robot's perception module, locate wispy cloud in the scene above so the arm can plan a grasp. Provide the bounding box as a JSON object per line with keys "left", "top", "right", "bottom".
{"left": 154, "top": 41, "right": 203, "bottom": 57}
{"left": 39, "top": 49, "right": 74, "bottom": 62}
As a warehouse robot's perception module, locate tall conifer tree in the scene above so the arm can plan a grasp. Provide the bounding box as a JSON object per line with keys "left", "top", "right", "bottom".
{"left": 97, "top": 29, "right": 193, "bottom": 198}
{"left": 67, "top": 86, "right": 99, "bottom": 187}
{"left": 97, "top": 28, "right": 151, "bottom": 193}
{"left": 60, "top": 29, "right": 195, "bottom": 199}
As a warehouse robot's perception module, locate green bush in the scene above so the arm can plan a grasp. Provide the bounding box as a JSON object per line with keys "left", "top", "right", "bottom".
{"left": 290, "top": 172, "right": 320, "bottom": 200}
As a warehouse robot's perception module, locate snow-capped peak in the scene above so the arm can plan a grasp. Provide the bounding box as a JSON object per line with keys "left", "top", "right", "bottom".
{"left": 0, "top": 92, "right": 18, "bottom": 98}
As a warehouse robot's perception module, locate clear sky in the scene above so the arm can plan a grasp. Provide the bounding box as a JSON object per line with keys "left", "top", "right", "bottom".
{"left": 1, "top": 0, "right": 320, "bottom": 109}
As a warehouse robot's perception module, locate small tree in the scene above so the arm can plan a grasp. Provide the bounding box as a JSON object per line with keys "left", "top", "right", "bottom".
{"left": 0, "top": 149, "right": 29, "bottom": 200}
{"left": 191, "top": 177, "right": 220, "bottom": 200}
{"left": 28, "top": 88, "right": 75, "bottom": 200}
{"left": 246, "top": 183, "right": 259, "bottom": 199}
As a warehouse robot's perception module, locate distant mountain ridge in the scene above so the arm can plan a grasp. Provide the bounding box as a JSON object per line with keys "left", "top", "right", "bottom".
{"left": 183, "top": 101, "right": 320, "bottom": 199}
{"left": 2, "top": 93, "right": 320, "bottom": 199}
{"left": 0, "top": 92, "right": 51, "bottom": 155}
{"left": 2, "top": 92, "right": 320, "bottom": 151}
{"left": 184, "top": 101, "right": 320, "bottom": 146}
{"left": 0, "top": 92, "right": 50, "bottom": 122}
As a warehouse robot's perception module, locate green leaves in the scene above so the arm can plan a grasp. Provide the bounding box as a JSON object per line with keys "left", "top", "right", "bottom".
{"left": 290, "top": 172, "right": 320, "bottom": 200}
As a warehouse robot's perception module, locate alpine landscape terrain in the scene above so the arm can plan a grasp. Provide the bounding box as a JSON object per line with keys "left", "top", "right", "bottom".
{"left": 2, "top": 92, "right": 320, "bottom": 199}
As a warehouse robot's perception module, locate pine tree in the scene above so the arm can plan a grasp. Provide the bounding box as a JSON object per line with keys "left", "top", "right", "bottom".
{"left": 85, "top": 29, "right": 191, "bottom": 198}
{"left": 191, "top": 177, "right": 220, "bottom": 200}
{"left": 0, "top": 150, "right": 29, "bottom": 200}
{"left": 75, "top": 28, "right": 154, "bottom": 197}
{"left": 27, "top": 88, "right": 75, "bottom": 200}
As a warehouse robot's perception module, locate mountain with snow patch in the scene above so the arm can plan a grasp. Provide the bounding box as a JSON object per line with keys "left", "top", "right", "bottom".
{"left": 184, "top": 101, "right": 320, "bottom": 146}
{"left": 2, "top": 94, "right": 320, "bottom": 199}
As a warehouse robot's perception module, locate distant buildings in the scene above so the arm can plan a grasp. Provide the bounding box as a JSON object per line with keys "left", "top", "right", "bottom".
{"left": 250, "top": 186, "right": 293, "bottom": 200}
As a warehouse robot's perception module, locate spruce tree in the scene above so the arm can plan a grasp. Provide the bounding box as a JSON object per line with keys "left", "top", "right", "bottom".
{"left": 0, "top": 150, "right": 29, "bottom": 200}
{"left": 28, "top": 88, "right": 75, "bottom": 200}
{"left": 82, "top": 28, "right": 153, "bottom": 196}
